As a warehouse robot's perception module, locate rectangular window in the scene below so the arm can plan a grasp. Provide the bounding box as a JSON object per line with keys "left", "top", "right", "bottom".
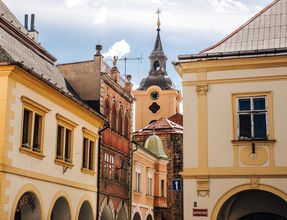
{"left": 135, "top": 172, "right": 141, "bottom": 193}
{"left": 148, "top": 177, "right": 153, "bottom": 196}
{"left": 103, "top": 152, "right": 114, "bottom": 179}
{"left": 55, "top": 114, "right": 77, "bottom": 168}
{"left": 109, "top": 155, "right": 114, "bottom": 179}
{"left": 56, "top": 126, "right": 72, "bottom": 162}
{"left": 104, "top": 153, "right": 109, "bottom": 178}
{"left": 20, "top": 96, "right": 50, "bottom": 159}
{"left": 82, "top": 128, "right": 97, "bottom": 174}
{"left": 82, "top": 137, "right": 95, "bottom": 171}
{"left": 237, "top": 96, "right": 268, "bottom": 140}
{"left": 161, "top": 179, "right": 164, "bottom": 197}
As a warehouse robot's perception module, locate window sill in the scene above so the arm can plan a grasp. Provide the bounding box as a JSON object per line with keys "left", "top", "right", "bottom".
{"left": 134, "top": 191, "right": 142, "bottom": 195}
{"left": 81, "top": 168, "right": 96, "bottom": 175}
{"left": 55, "top": 159, "right": 74, "bottom": 169}
{"left": 146, "top": 194, "right": 153, "bottom": 198}
{"left": 231, "top": 139, "right": 276, "bottom": 145}
{"left": 19, "top": 147, "right": 45, "bottom": 160}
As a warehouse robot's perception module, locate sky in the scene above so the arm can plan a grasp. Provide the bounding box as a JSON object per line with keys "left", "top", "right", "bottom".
{"left": 3, "top": 0, "right": 274, "bottom": 90}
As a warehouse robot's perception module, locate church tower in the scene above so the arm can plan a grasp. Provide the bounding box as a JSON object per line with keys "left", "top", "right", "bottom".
{"left": 133, "top": 10, "right": 182, "bottom": 131}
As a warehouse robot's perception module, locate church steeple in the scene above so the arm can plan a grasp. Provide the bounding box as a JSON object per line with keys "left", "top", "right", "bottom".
{"left": 137, "top": 9, "right": 175, "bottom": 91}
{"left": 153, "top": 9, "right": 163, "bottom": 51}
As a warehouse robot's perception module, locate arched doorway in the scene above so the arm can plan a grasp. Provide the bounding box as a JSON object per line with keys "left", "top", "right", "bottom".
{"left": 101, "top": 205, "right": 113, "bottom": 220}
{"left": 133, "top": 212, "right": 141, "bottom": 220}
{"left": 146, "top": 214, "right": 153, "bottom": 220}
{"left": 78, "top": 201, "right": 94, "bottom": 220}
{"left": 14, "top": 191, "right": 42, "bottom": 220}
{"left": 217, "top": 189, "right": 287, "bottom": 220}
{"left": 51, "top": 197, "right": 71, "bottom": 220}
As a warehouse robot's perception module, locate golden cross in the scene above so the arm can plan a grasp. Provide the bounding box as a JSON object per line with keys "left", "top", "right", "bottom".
{"left": 156, "top": 8, "right": 161, "bottom": 29}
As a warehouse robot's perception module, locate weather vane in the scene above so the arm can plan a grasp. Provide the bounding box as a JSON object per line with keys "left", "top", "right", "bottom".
{"left": 156, "top": 8, "right": 161, "bottom": 30}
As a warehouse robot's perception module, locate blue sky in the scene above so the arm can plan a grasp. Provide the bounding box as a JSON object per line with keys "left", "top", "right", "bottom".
{"left": 3, "top": 0, "right": 273, "bottom": 89}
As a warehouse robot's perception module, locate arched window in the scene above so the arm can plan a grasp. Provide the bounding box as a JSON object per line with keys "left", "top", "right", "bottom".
{"left": 104, "top": 99, "right": 110, "bottom": 120}
{"left": 124, "top": 112, "right": 129, "bottom": 137}
{"left": 118, "top": 108, "right": 123, "bottom": 134}
{"left": 111, "top": 104, "right": 117, "bottom": 131}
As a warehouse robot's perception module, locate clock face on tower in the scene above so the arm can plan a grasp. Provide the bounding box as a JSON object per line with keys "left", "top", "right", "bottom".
{"left": 150, "top": 91, "right": 159, "bottom": 100}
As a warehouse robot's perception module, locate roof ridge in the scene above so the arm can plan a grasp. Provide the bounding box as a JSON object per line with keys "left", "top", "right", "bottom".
{"left": 200, "top": 0, "right": 280, "bottom": 53}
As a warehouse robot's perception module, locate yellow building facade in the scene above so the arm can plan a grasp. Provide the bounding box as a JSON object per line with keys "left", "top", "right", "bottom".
{"left": 0, "top": 2, "right": 105, "bottom": 219}
{"left": 174, "top": 0, "right": 287, "bottom": 219}
{"left": 132, "top": 134, "right": 168, "bottom": 220}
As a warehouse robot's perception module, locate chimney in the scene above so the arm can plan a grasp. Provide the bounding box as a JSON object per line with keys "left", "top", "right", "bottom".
{"left": 24, "top": 14, "right": 39, "bottom": 42}
{"left": 94, "top": 44, "right": 103, "bottom": 57}
{"left": 124, "top": 74, "right": 133, "bottom": 94}
{"left": 30, "top": 14, "right": 35, "bottom": 31}
{"left": 24, "top": 14, "right": 28, "bottom": 30}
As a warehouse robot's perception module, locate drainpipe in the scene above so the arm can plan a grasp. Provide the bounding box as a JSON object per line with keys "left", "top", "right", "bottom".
{"left": 129, "top": 140, "right": 140, "bottom": 220}
{"left": 97, "top": 122, "right": 109, "bottom": 220}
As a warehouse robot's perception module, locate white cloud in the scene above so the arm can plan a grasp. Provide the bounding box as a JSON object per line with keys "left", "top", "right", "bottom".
{"left": 64, "top": 0, "right": 91, "bottom": 8}
{"left": 103, "top": 40, "right": 131, "bottom": 59}
{"left": 94, "top": 6, "right": 107, "bottom": 24}
{"left": 208, "top": 0, "right": 249, "bottom": 13}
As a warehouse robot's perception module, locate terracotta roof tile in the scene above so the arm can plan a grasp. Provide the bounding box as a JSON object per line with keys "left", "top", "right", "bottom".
{"left": 133, "top": 117, "right": 183, "bottom": 135}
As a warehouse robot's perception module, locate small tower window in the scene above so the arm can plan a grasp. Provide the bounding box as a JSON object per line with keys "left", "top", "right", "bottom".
{"left": 153, "top": 61, "right": 160, "bottom": 71}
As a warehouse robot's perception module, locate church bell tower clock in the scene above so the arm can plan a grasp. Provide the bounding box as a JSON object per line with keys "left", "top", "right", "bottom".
{"left": 133, "top": 9, "right": 182, "bottom": 131}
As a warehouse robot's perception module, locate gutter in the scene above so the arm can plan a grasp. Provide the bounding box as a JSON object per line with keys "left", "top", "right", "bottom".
{"left": 175, "top": 48, "right": 287, "bottom": 63}
{"left": 96, "top": 122, "right": 109, "bottom": 220}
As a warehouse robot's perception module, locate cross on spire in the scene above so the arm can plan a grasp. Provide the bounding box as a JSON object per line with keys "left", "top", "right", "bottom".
{"left": 156, "top": 8, "right": 161, "bottom": 31}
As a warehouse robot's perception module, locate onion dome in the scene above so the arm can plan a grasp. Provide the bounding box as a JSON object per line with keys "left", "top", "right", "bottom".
{"left": 144, "top": 134, "right": 167, "bottom": 158}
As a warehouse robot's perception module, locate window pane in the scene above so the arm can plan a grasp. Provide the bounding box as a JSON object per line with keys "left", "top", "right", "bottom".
{"left": 239, "top": 114, "right": 252, "bottom": 139}
{"left": 89, "top": 141, "right": 94, "bottom": 170}
{"left": 254, "top": 113, "right": 267, "bottom": 139}
{"left": 56, "top": 125, "right": 64, "bottom": 158}
{"left": 161, "top": 180, "right": 164, "bottom": 197}
{"left": 82, "top": 138, "right": 88, "bottom": 168}
{"left": 104, "top": 153, "right": 108, "bottom": 178}
{"left": 253, "top": 97, "right": 266, "bottom": 110}
{"left": 22, "top": 109, "right": 32, "bottom": 147}
{"left": 65, "top": 129, "right": 71, "bottom": 162}
{"left": 239, "top": 99, "right": 251, "bottom": 111}
{"left": 33, "top": 114, "right": 42, "bottom": 152}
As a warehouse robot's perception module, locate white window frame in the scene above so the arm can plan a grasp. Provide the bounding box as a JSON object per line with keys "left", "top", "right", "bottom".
{"left": 237, "top": 96, "right": 269, "bottom": 140}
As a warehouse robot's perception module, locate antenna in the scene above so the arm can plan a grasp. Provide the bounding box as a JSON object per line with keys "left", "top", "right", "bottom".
{"left": 118, "top": 56, "right": 143, "bottom": 76}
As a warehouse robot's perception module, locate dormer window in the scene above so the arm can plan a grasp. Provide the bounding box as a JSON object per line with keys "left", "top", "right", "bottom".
{"left": 153, "top": 61, "right": 160, "bottom": 71}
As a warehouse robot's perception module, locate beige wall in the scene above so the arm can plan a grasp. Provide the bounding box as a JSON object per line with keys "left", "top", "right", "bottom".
{"left": 0, "top": 67, "right": 103, "bottom": 219}
{"left": 177, "top": 57, "right": 287, "bottom": 219}
{"left": 132, "top": 147, "right": 168, "bottom": 219}
{"left": 133, "top": 85, "right": 180, "bottom": 130}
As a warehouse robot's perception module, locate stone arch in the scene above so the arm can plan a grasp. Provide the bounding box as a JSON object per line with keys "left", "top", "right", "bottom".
{"left": 75, "top": 195, "right": 95, "bottom": 220}
{"left": 48, "top": 190, "right": 73, "bottom": 220}
{"left": 11, "top": 183, "right": 44, "bottom": 220}
{"left": 99, "top": 197, "right": 115, "bottom": 220}
{"left": 212, "top": 184, "right": 287, "bottom": 220}
{"left": 116, "top": 201, "right": 128, "bottom": 220}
